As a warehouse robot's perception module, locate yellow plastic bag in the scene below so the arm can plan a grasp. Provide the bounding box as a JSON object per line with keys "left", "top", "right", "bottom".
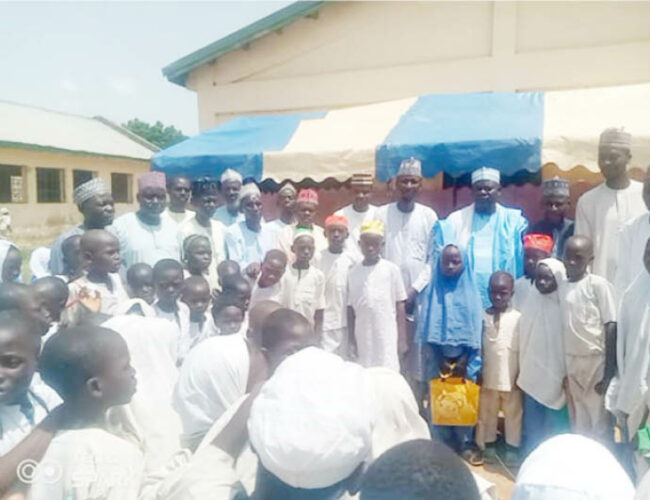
{"left": 430, "top": 376, "right": 480, "bottom": 426}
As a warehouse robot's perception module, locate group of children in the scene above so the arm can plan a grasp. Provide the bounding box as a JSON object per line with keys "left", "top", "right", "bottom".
{"left": 423, "top": 230, "right": 625, "bottom": 467}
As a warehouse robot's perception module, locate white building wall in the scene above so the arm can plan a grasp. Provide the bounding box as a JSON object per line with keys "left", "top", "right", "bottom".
{"left": 185, "top": 1, "right": 650, "bottom": 131}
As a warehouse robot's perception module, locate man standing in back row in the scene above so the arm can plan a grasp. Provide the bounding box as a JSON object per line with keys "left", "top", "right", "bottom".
{"left": 575, "top": 127, "right": 646, "bottom": 284}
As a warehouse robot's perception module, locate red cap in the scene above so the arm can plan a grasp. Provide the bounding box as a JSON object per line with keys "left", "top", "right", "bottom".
{"left": 297, "top": 188, "right": 319, "bottom": 205}
{"left": 324, "top": 214, "right": 348, "bottom": 229}
{"left": 523, "top": 233, "right": 554, "bottom": 254}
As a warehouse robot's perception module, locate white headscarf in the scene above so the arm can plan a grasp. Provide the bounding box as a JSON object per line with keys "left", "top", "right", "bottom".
{"left": 614, "top": 271, "right": 650, "bottom": 432}
{"left": 29, "top": 247, "right": 51, "bottom": 280}
{"left": 513, "top": 434, "right": 634, "bottom": 500}
{"left": 248, "top": 347, "right": 375, "bottom": 489}
{"left": 517, "top": 258, "right": 567, "bottom": 409}
{"left": 0, "top": 239, "right": 18, "bottom": 282}
{"left": 172, "top": 334, "right": 250, "bottom": 448}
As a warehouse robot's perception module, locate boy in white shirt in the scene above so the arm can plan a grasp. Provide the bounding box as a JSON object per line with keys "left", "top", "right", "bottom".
{"left": 318, "top": 214, "right": 358, "bottom": 357}
{"left": 30, "top": 325, "right": 142, "bottom": 500}
{"left": 181, "top": 276, "right": 215, "bottom": 350}
{"left": 153, "top": 259, "right": 191, "bottom": 363}
{"left": 63, "top": 230, "right": 128, "bottom": 324}
{"left": 513, "top": 233, "right": 553, "bottom": 311}
{"left": 250, "top": 250, "right": 289, "bottom": 308}
{"left": 562, "top": 235, "right": 617, "bottom": 438}
{"left": 283, "top": 229, "right": 325, "bottom": 334}
{"left": 476, "top": 271, "right": 522, "bottom": 466}
{"left": 347, "top": 220, "right": 407, "bottom": 372}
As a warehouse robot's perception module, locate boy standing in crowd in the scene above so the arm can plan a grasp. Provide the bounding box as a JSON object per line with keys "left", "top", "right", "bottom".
{"left": 318, "top": 215, "right": 357, "bottom": 357}
{"left": 348, "top": 220, "right": 407, "bottom": 371}
{"left": 562, "top": 235, "right": 617, "bottom": 438}
{"left": 513, "top": 233, "right": 553, "bottom": 310}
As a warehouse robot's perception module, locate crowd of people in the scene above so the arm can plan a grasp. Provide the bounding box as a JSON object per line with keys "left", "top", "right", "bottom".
{"left": 0, "top": 126, "right": 648, "bottom": 499}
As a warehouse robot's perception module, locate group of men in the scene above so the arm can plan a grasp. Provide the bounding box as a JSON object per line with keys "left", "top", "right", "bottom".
{"left": 0, "top": 125, "right": 648, "bottom": 499}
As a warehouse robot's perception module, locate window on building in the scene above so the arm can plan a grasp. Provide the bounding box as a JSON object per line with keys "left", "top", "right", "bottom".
{"left": 73, "top": 170, "right": 95, "bottom": 190}
{"left": 36, "top": 167, "right": 65, "bottom": 203}
{"left": 111, "top": 173, "right": 132, "bottom": 203}
{"left": 0, "top": 164, "right": 26, "bottom": 203}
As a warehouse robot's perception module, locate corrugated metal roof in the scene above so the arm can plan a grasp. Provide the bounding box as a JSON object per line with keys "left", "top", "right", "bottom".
{"left": 162, "top": 1, "right": 326, "bottom": 86}
{"left": 0, "top": 101, "right": 158, "bottom": 160}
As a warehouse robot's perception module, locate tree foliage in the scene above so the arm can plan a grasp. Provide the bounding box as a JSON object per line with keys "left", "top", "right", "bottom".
{"left": 123, "top": 118, "right": 187, "bottom": 149}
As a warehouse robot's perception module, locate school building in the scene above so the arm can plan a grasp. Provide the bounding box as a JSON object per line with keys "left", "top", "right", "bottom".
{"left": 163, "top": 1, "right": 650, "bottom": 132}
{"left": 0, "top": 101, "right": 157, "bottom": 243}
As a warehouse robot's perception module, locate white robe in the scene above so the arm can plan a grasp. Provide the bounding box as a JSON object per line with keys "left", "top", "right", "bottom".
{"left": 172, "top": 335, "right": 250, "bottom": 449}
{"left": 614, "top": 272, "right": 650, "bottom": 434}
{"left": 153, "top": 301, "right": 191, "bottom": 363}
{"left": 102, "top": 315, "right": 182, "bottom": 476}
{"left": 615, "top": 212, "right": 650, "bottom": 300}
{"left": 276, "top": 223, "right": 328, "bottom": 266}
{"left": 178, "top": 217, "right": 227, "bottom": 282}
{"left": 375, "top": 202, "right": 437, "bottom": 293}
{"left": 575, "top": 180, "right": 646, "bottom": 284}
{"left": 224, "top": 221, "right": 278, "bottom": 270}
{"left": 517, "top": 259, "right": 567, "bottom": 409}
{"left": 111, "top": 212, "right": 180, "bottom": 269}
{"left": 282, "top": 265, "right": 326, "bottom": 327}
{"left": 27, "top": 428, "right": 144, "bottom": 500}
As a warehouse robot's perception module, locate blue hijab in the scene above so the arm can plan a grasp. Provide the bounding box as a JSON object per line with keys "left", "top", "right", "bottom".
{"left": 418, "top": 244, "right": 483, "bottom": 350}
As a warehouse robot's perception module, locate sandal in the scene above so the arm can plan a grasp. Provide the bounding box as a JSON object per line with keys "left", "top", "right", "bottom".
{"left": 461, "top": 445, "right": 484, "bottom": 466}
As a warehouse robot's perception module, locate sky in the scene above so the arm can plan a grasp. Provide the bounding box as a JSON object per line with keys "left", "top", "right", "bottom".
{"left": 0, "top": 1, "right": 292, "bottom": 136}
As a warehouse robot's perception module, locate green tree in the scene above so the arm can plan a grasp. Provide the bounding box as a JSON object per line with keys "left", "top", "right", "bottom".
{"left": 123, "top": 118, "right": 187, "bottom": 149}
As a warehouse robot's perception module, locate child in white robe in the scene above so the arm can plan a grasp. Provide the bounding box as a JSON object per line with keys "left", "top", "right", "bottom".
{"left": 562, "top": 235, "right": 617, "bottom": 438}
{"left": 182, "top": 234, "right": 219, "bottom": 292}
{"left": 347, "top": 220, "right": 407, "bottom": 372}
{"left": 513, "top": 233, "right": 553, "bottom": 311}
{"left": 63, "top": 230, "right": 128, "bottom": 324}
{"left": 477, "top": 271, "right": 522, "bottom": 466}
{"left": 181, "top": 276, "right": 215, "bottom": 349}
{"left": 0, "top": 311, "right": 60, "bottom": 457}
{"left": 30, "top": 325, "right": 142, "bottom": 500}
{"left": 249, "top": 250, "right": 289, "bottom": 308}
{"left": 318, "top": 214, "right": 358, "bottom": 357}
{"left": 152, "top": 259, "right": 190, "bottom": 364}
{"left": 283, "top": 229, "right": 325, "bottom": 333}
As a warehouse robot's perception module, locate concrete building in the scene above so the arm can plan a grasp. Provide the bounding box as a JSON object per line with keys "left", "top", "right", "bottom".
{"left": 163, "top": 1, "right": 650, "bottom": 132}
{"left": 0, "top": 101, "right": 156, "bottom": 242}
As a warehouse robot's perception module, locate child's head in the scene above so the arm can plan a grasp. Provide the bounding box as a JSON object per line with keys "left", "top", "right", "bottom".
{"left": 181, "top": 276, "right": 212, "bottom": 322}
{"left": 324, "top": 215, "right": 349, "bottom": 253}
{"left": 258, "top": 250, "right": 287, "bottom": 288}
{"left": 153, "top": 259, "right": 184, "bottom": 307}
{"left": 522, "top": 234, "right": 553, "bottom": 280}
{"left": 644, "top": 237, "right": 650, "bottom": 275}
{"left": 222, "top": 276, "right": 252, "bottom": 312}
{"left": 40, "top": 326, "right": 136, "bottom": 410}
{"left": 0, "top": 283, "right": 49, "bottom": 335}
{"left": 211, "top": 291, "right": 245, "bottom": 335}
{"left": 291, "top": 231, "right": 316, "bottom": 267}
{"left": 359, "top": 221, "right": 385, "bottom": 263}
{"left": 541, "top": 178, "right": 570, "bottom": 225}
{"left": 183, "top": 235, "right": 212, "bottom": 274}
{"left": 489, "top": 271, "right": 514, "bottom": 312}
{"left": 126, "top": 263, "right": 155, "bottom": 304}
{"left": 0, "top": 311, "right": 41, "bottom": 405}
{"left": 440, "top": 244, "right": 464, "bottom": 278}
{"left": 360, "top": 439, "right": 480, "bottom": 500}
{"left": 32, "top": 277, "right": 69, "bottom": 324}
{"left": 80, "top": 229, "right": 121, "bottom": 274}
{"left": 535, "top": 262, "right": 558, "bottom": 294}
{"left": 217, "top": 259, "right": 241, "bottom": 289}
{"left": 1, "top": 242, "right": 22, "bottom": 283}
{"left": 62, "top": 234, "right": 83, "bottom": 277}
{"left": 261, "top": 308, "right": 317, "bottom": 373}
{"left": 563, "top": 235, "right": 594, "bottom": 282}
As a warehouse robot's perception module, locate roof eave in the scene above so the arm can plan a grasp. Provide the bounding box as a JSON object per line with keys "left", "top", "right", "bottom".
{"left": 0, "top": 140, "right": 153, "bottom": 162}
{"left": 162, "top": 1, "right": 326, "bottom": 87}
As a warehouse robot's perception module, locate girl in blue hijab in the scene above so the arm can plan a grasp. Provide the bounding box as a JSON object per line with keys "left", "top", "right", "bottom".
{"left": 417, "top": 243, "right": 484, "bottom": 464}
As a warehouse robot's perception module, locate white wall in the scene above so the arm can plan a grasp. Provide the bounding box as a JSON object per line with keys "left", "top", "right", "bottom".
{"left": 185, "top": 1, "right": 650, "bottom": 131}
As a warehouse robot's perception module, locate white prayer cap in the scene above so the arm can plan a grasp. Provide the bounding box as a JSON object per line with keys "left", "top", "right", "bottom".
{"left": 248, "top": 347, "right": 375, "bottom": 489}
{"left": 471, "top": 167, "right": 500, "bottom": 185}
{"left": 240, "top": 182, "right": 261, "bottom": 201}
{"left": 397, "top": 157, "right": 422, "bottom": 178}
{"left": 599, "top": 127, "right": 632, "bottom": 149}
{"left": 278, "top": 183, "right": 297, "bottom": 196}
{"left": 513, "top": 434, "right": 634, "bottom": 500}
{"left": 73, "top": 178, "right": 110, "bottom": 206}
{"left": 220, "top": 168, "right": 243, "bottom": 184}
